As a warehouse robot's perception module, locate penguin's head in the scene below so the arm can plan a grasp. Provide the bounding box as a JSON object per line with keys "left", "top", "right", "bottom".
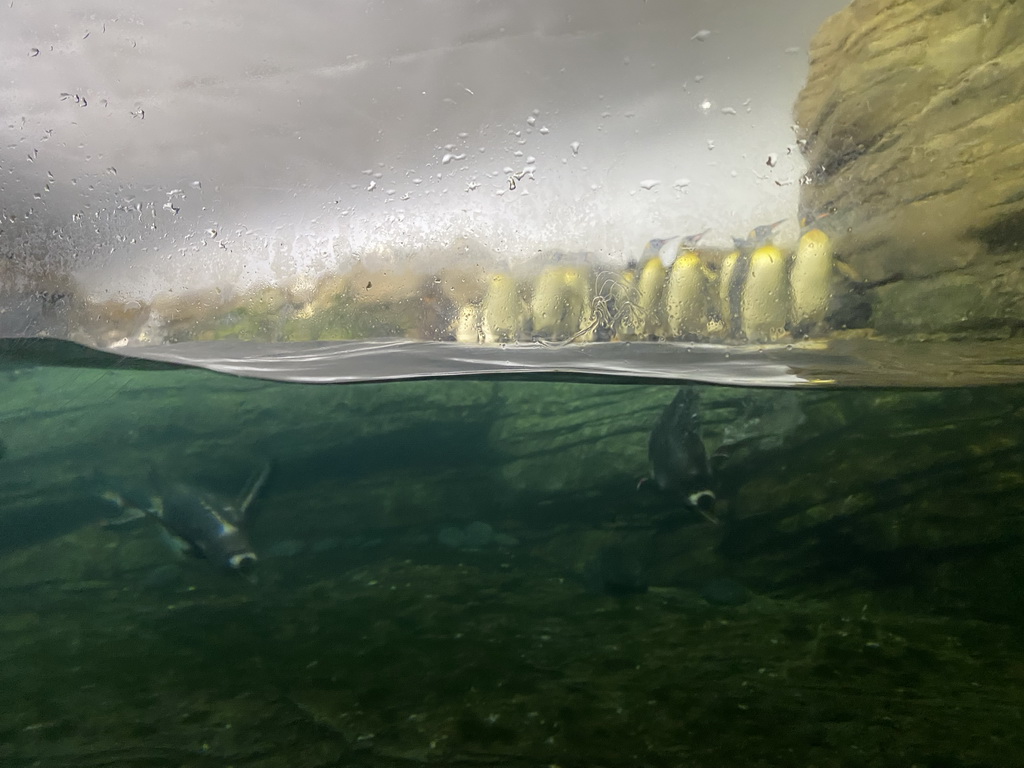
{"left": 678, "top": 229, "right": 710, "bottom": 250}
{"left": 228, "top": 552, "right": 259, "bottom": 583}
{"left": 687, "top": 490, "right": 717, "bottom": 515}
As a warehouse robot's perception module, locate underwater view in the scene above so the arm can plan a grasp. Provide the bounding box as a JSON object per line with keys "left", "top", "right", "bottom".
{"left": 2, "top": 340, "right": 1024, "bottom": 767}
{"left": 6, "top": 0, "right": 1024, "bottom": 764}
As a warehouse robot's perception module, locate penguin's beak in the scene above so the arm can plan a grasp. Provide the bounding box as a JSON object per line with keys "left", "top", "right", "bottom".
{"left": 688, "top": 490, "right": 719, "bottom": 524}
{"left": 229, "top": 552, "right": 259, "bottom": 584}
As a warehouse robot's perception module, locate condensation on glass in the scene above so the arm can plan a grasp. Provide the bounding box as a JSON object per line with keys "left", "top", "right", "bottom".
{"left": 2, "top": 1, "right": 1023, "bottom": 386}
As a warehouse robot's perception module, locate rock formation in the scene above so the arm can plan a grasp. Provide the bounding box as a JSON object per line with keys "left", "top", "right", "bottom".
{"left": 795, "top": 0, "right": 1024, "bottom": 336}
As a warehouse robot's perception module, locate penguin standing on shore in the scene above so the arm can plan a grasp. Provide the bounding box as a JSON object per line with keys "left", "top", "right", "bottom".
{"left": 634, "top": 237, "right": 677, "bottom": 338}
{"left": 663, "top": 230, "right": 713, "bottom": 339}
{"left": 720, "top": 220, "right": 787, "bottom": 341}
{"left": 644, "top": 387, "right": 718, "bottom": 523}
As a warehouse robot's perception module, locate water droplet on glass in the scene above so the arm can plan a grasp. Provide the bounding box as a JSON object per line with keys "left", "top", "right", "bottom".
{"left": 699, "top": 100, "right": 712, "bottom": 113}
{"left": 766, "top": 153, "right": 778, "bottom": 168}
{"left": 639, "top": 179, "right": 660, "bottom": 191}
{"left": 106, "top": 167, "right": 117, "bottom": 175}
{"left": 569, "top": 141, "right": 581, "bottom": 155}
{"left": 539, "top": 126, "right": 550, "bottom": 135}
{"left": 692, "top": 29, "right": 711, "bottom": 42}
{"left": 29, "top": 48, "right": 40, "bottom": 57}
{"left": 191, "top": 180, "right": 202, "bottom": 190}
{"left": 785, "top": 47, "right": 801, "bottom": 55}
{"left": 707, "top": 140, "right": 715, "bottom": 150}
{"left": 720, "top": 107, "right": 737, "bottom": 115}
{"left": 367, "top": 180, "right": 377, "bottom": 191}
{"left": 442, "top": 153, "right": 454, "bottom": 164}
{"left": 412, "top": 178, "right": 423, "bottom": 184}
{"left": 673, "top": 178, "right": 691, "bottom": 189}
{"left": 526, "top": 115, "right": 536, "bottom": 126}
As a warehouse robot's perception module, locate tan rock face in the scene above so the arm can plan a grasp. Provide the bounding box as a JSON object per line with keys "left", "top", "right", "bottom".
{"left": 795, "top": 0, "right": 1024, "bottom": 334}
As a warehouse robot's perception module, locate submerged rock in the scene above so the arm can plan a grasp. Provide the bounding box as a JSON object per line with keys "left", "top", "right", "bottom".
{"left": 265, "top": 539, "right": 306, "bottom": 559}
{"left": 437, "top": 522, "right": 509, "bottom": 550}
{"left": 698, "top": 577, "right": 750, "bottom": 607}
{"left": 437, "top": 526, "right": 466, "bottom": 549}
{"left": 462, "top": 521, "right": 495, "bottom": 549}
{"left": 582, "top": 542, "right": 650, "bottom": 596}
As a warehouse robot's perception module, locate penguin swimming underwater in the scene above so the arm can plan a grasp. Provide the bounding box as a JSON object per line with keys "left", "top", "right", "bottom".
{"left": 100, "top": 463, "right": 271, "bottom": 579}
{"left": 644, "top": 388, "right": 718, "bottom": 523}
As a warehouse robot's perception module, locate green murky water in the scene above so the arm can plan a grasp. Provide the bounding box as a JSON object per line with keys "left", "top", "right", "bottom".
{"left": 2, "top": 340, "right": 1024, "bottom": 767}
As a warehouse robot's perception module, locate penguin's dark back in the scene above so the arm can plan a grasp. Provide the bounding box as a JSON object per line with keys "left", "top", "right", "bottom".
{"left": 658, "top": 387, "right": 702, "bottom": 435}
{"left": 159, "top": 485, "right": 234, "bottom": 552}
{"left": 648, "top": 387, "right": 712, "bottom": 491}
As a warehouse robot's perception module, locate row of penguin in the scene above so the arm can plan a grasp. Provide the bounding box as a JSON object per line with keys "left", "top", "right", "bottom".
{"left": 456, "top": 220, "right": 844, "bottom": 345}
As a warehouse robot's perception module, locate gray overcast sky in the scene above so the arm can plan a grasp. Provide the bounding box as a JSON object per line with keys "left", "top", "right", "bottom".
{"left": 1, "top": 0, "right": 848, "bottom": 299}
